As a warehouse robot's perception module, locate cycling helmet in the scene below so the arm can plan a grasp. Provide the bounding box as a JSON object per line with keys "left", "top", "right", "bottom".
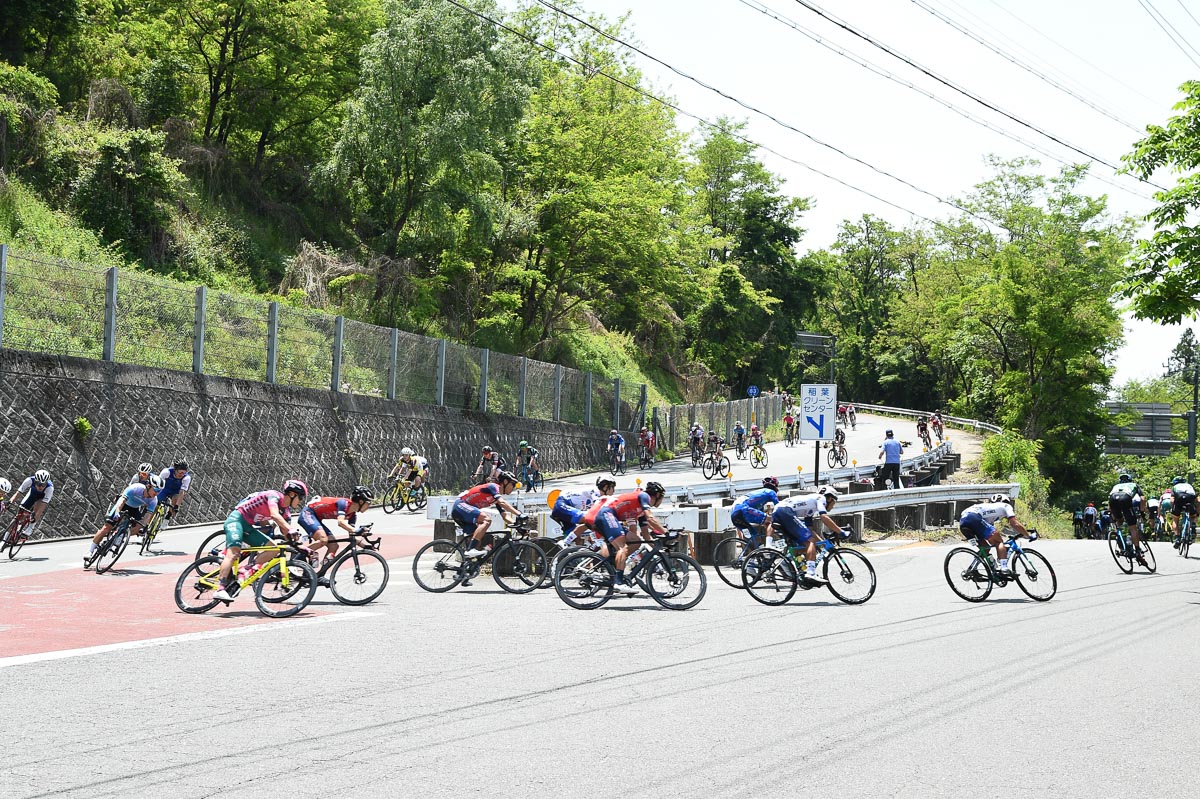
{"left": 138, "top": 462, "right": 153, "bottom": 474}
{"left": 172, "top": 460, "right": 188, "bottom": 471}
{"left": 1118, "top": 473, "right": 1133, "bottom": 483}
{"left": 596, "top": 476, "right": 616, "bottom": 489}
{"left": 401, "top": 446, "right": 414, "bottom": 457}
{"left": 351, "top": 485, "right": 374, "bottom": 503}
{"left": 282, "top": 479, "right": 309, "bottom": 499}
{"left": 147, "top": 474, "right": 166, "bottom": 490}
{"left": 644, "top": 481, "right": 665, "bottom": 497}
{"left": 610, "top": 429, "right": 618, "bottom": 435}
{"left": 640, "top": 426, "right": 648, "bottom": 433}
{"left": 990, "top": 493, "right": 1012, "bottom": 504}
{"left": 482, "top": 446, "right": 493, "bottom": 454}
{"left": 762, "top": 476, "right": 780, "bottom": 490}
{"left": 0, "top": 478, "right": 10, "bottom": 494}
{"left": 817, "top": 485, "right": 840, "bottom": 498}
{"left": 497, "top": 470, "right": 517, "bottom": 485}
{"left": 1174, "top": 476, "right": 1186, "bottom": 485}
{"left": 751, "top": 423, "right": 759, "bottom": 431}
{"left": 736, "top": 420, "right": 743, "bottom": 426}
{"left": 34, "top": 469, "right": 50, "bottom": 484}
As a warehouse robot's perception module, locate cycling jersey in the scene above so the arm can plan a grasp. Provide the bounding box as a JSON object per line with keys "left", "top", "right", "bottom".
{"left": 559, "top": 488, "right": 601, "bottom": 510}
{"left": 401, "top": 455, "right": 430, "bottom": 473}
{"left": 607, "top": 435, "right": 625, "bottom": 450}
{"left": 158, "top": 468, "right": 192, "bottom": 499}
{"left": 960, "top": 501, "right": 1015, "bottom": 525}
{"left": 638, "top": 432, "right": 655, "bottom": 448}
{"left": 777, "top": 493, "right": 832, "bottom": 519}
{"left": 690, "top": 428, "right": 704, "bottom": 440}
{"left": 129, "top": 473, "right": 153, "bottom": 486}
{"left": 17, "top": 476, "right": 54, "bottom": 507}
{"left": 733, "top": 488, "right": 779, "bottom": 513}
{"left": 1109, "top": 481, "right": 1142, "bottom": 525}
{"left": 236, "top": 490, "right": 290, "bottom": 526}
{"left": 731, "top": 488, "right": 779, "bottom": 535}
{"left": 733, "top": 426, "right": 746, "bottom": 439}
{"left": 1083, "top": 506, "right": 1097, "bottom": 518}
{"left": 458, "top": 483, "right": 501, "bottom": 509}
{"left": 107, "top": 483, "right": 159, "bottom": 521}
{"left": 516, "top": 448, "right": 539, "bottom": 465}
{"left": 584, "top": 490, "right": 651, "bottom": 525}
{"left": 306, "top": 496, "right": 357, "bottom": 523}
{"left": 1173, "top": 483, "right": 1197, "bottom": 515}
{"left": 784, "top": 415, "right": 795, "bottom": 426}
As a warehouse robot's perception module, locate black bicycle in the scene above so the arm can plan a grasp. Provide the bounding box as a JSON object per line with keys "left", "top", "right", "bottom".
{"left": 638, "top": 445, "right": 655, "bottom": 470}
{"left": 734, "top": 435, "right": 748, "bottom": 460}
{"left": 609, "top": 449, "right": 627, "bottom": 476}
{"left": 411, "top": 514, "right": 548, "bottom": 594}
{"left": 553, "top": 529, "right": 706, "bottom": 610}
{"left": 84, "top": 509, "right": 141, "bottom": 574}
{"left": 713, "top": 527, "right": 759, "bottom": 589}
{"left": 690, "top": 439, "right": 703, "bottom": 467}
{"left": 1108, "top": 523, "right": 1157, "bottom": 574}
{"left": 299, "top": 523, "right": 390, "bottom": 605}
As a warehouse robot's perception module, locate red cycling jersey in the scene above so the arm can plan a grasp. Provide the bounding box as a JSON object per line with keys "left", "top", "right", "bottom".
{"left": 307, "top": 496, "right": 357, "bottom": 523}
{"left": 458, "top": 483, "right": 500, "bottom": 509}
{"left": 584, "top": 490, "right": 651, "bottom": 525}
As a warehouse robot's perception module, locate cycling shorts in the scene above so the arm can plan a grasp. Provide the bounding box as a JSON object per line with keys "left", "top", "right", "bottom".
{"left": 105, "top": 505, "right": 146, "bottom": 524}
{"left": 1108, "top": 494, "right": 1138, "bottom": 526}
{"left": 772, "top": 505, "right": 813, "bottom": 545}
{"left": 731, "top": 506, "right": 767, "bottom": 528}
{"left": 297, "top": 506, "right": 331, "bottom": 536}
{"left": 405, "top": 469, "right": 425, "bottom": 482}
{"left": 223, "top": 511, "right": 273, "bottom": 550}
{"left": 551, "top": 499, "right": 585, "bottom": 534}
{"left": 451, "top": 501, "right": 482, "bottom": 534}
{"left": 591, "top": 507, "right": 632, "bottom": 542}
{"left": 1174, "top": 492, "right": 1197, "bottom": 516}
{"left": 959, "top": 511, "right": 995, "bottom": 542}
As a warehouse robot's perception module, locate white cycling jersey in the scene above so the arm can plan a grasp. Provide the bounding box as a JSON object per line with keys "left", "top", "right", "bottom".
{"left": 961, "top": 501, "right": 1015, "bottom": 524}
{"left": 561, "top": 488, "right": 601, "bottom": 510}
{"left": 17, "top": 476, "right": 55, "bottom": 504}
{"left": 777, "top": 493, "right": 830, "bottom": 518}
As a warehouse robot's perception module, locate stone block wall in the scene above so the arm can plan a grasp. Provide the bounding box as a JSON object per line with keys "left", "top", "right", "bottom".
{"left": 0, "top": 349, "right": 610, "bottom": 539}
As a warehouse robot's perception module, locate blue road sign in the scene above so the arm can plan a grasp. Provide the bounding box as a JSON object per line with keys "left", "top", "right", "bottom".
{"left": 747, "top": 385, "right": 759, "bottom": 397}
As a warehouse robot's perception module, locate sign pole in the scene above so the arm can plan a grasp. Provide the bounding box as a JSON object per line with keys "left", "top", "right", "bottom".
{"left": 814, "top": 438, "right": 820, "bottom": 487}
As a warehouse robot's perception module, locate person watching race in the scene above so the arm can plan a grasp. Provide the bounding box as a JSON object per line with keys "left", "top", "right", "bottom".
{"left": 1108, "top": 473, "right": 1145, "bottom": 558}
{"left": 8, "top": 469, "right": 54, "bottom": 539}
{"left": 551, "top": 476, "right": 616, "bottom": 538}
{"left": 454, "top": 471, "right": 521, "bottom": 560}
{"left": 85, "top": 474, "right": 164, "bottom": 565}
{"left": 878, "top": 430, "right": 903, "bottom": 489}
{"left": 297, "top": 485, "right": 373, "bottom": 567}
{"left": 1170, "top": 476, "right": 1197, "bottom": 549}
{"left": 156, "top": 461, "right": 193, "bottom": 521}
{"left": 767, "top": 486, "right": 849, "bottom": 580}
{"left": 130, "top": 462, "right": 155, "bottom": 486}
{"left": 731, "top": 477, "right": 780, "bottom": 551}
{"left": 388, "top": 447, "right": 429, "bottom": 490}
{"left": 957, "top": 493, "right": 1029, "bottom": 574}
{"left": 580, "top": 480, "right": 669, "bottom": 595}
{"left": 607, "top": 429, "right": 626, "bottom": 465}
{"left": 213, "top": 480, "right": 309, "bottom": 603}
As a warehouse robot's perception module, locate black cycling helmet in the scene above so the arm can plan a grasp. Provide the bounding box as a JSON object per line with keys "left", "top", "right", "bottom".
{"left": 497, "top": 470, "right": 517, "bottom": 485}
{"left": 1118, "top": 473, "right": 1133, "bottom": 483}
{"left": 1174, "top": 476, "right": 1186, "bottom": 485}
{"left": 351, "top": 485, "right": 374, "bottom": 503}
{"left": 762, "top": 476, "right": 780, "bottom": 490}
{"left": 596, "top": 476, "right": 616, "bottom": 489}
{"left": 644, "top": 481, "right": 665, "bottom": 497}
{"left": 482, "top": 445, "right": 493, "bottom": 454}
{"left": 173, "top": 460, "right": 189, "bottom": 471}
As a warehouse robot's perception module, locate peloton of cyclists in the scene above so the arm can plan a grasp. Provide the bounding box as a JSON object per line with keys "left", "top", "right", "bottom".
{"left": 7, "top": 469, "right": 54, "bottom": 539}
{"left": 84, "top": 474, "right": 165, "bottom": 566}
{"left": 580, "top": 480, "right": 669, "bottom": 595}
{"left": 389, "top": 447, "right": 430, "bottom": 491}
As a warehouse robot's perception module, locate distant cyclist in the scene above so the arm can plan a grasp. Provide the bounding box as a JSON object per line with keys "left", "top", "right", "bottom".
{"left": 957, "top": 493, "right": 1029, "bottom": 575}
{"left": 474, "top": 446, "right": 505, "bottom": 483}
{"left": 388, "top": 447, "right": 429, "bottom": 490}
{"left": 156, "top": 461, "right": 193, "bottom": 522}
{"left": 1161, "top": 489, "right": 1175, "bottom": 538}
{"left": 784, "top": 411, "right": 795, "bottom": 441}
{"left": 607, "top": 429, "right": 625, "bottom": 465}
{"left": 8, "top": 469, "right": 54, "bottom": 539}
{"left": 213, "top": 479, "right": 309, "bottom": 603}
{"left": 1082, "top": 501, "right": 1098, "bottom": 538}
{"left": 689, "top": 423, "right": 705, "bottom": 456}
{"left": 1171, "top": 476, "right": 1197, "bottom": 549}
{"left": 637, "top": 426, "right": 656, "bottom": 460}
{"left": 85, "top": 475, "right": 164, "bottom": 565}
{"left": 129, "top": 462, "right": 155, "bottom": 486}
{"left": 0, "top": 478, "right": 10, "bottom": 513}
{"left": 514, "top": 440, "right": 540, "bottom": 484}
{"left": 732, "top": 420, "right": 747, "bottom": 451}
{"left": 1108, "top": 473, "right": 1145, "bottom": 558}
{"left": 749, "top": 423, "right": 763, "bottom": 447}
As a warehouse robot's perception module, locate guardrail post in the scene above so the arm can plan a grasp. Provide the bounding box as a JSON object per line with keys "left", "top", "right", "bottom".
{"left": 584, "top": 372, "right": 593, "bottom": 426}
{"left": 331, "top": 315, "right": 344, "bottom": 392}
{"left": 0, "top": 244, "right": 7, "bottom": 350}
{"left": 265, "top": 300, "right": 278, "bottom": 383}
{"left": 553, "top": 364, "right": 562, "bottom": 421}
{"left": 518, "top": 356, "right": 528, "bottom": 417}
{"left": 435, "top": 338, "right": 447, "bottom": 406}
{"left": 102, "top": 267, "right": 118, "bottom": 361}
{"left": 613, "top": 378, "right": 621, "bottom": 430}
{"left": 479, "top": 348, "right": 489, "bottom": 412}
{"left": 387, "top": 328, "right": 398, "bottom": 400}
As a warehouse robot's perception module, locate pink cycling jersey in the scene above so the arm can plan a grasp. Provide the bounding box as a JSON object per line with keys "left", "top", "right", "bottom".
{"left": 236, "top": 490, "right": 291, "bottom": 526}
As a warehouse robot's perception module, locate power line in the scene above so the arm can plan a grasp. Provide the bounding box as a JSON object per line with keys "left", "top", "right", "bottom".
{"left": 787, "top": 0, "right": 1167, "bottom": 190}
{"left": 1176, "top": 0, "right": 1200, "bottom": 31}
{"left": 531, "top": 0, "right": 996, "bottom": 225}
{"left": 438, "top": 0, "right": 963, "bottom": 233}
{"left": 908, "top": 0, "right": 1143, "bottom": 133}
{"left": 736, "top": 0, "right": 1153, "bottom": 201}
{"left": 1136, "top": 0, "right": 1200, "bottom": 67}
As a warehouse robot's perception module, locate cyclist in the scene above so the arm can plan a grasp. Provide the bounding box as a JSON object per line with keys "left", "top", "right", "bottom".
{"left": 749, "top": 423, "right": 763, "bottom": 448}
{"left": 85, "top": 474, "right": 164, "bottom": 565}
{"left": 474, "top": 446, "right": 505, "bottom": 483}
{"left": 731, "top": 476, "right": 780, "bottom": 551}
{"left": 607, "top": 429, "right": 626, "bottom": 466}
{"left": 929, "top": 409, "right": 943, "bottom": 441}
{"left": 916, "top": 417, "right": 931, "bottom": 448}
{"left": 1098, "top": 508, "right": 1113, "bottom": 537}
{"left": 837, "top": 404, "right": 849, "bottom": 426}
{"left": 8, "top": 469, "right": 54, "bottom": 539}
{"left": 732, "top": 420, "right": 747, "bottom": 451}
{"left": 706, "top": 428, "right": 724, "bottom": 457}
{"left": 846, "top": 403, "right": 857, "bottom": 429}
{"left": 689, "top": 423, "right": 705, "bottom": 457}
{"left": 212, "top": 479, "right": 309, "bottom": 603}
{"left": 514, "top": 440, "right": 540, "bottom": 485}
{"left": 156, "top": 461, "right": 193, "bottom": 522}
{"left": 1108, "top": 473, "right": 1145, "bottom": 559}
{"left": 388, "top": 447, "right": 430, "bottom": 491}
{"left": 767, "top": 485, "right": 849, "bottom": 580}
{"left": 1072, "top": 507, "right": 1085, "bottom": 539}
{"left": 784, "top": 411, "right": 795, "bottom": 442}
{"left": 637, "top": 426, "right": 656, "bottom": 461}
{"left": 833, "top": 425, "right": 847, "bottom": 448}
{"left": 1161, "top": 489, "right": 1175, "bottom": 538}
{"left": 1082, "top": 501, "right": 1098, "bottom": 538}
{"left": 1171, "top": 476, "right": 1197, "bottom": 549}
{"left": 455, "top": 471, "right": 521, "bottom": 559}
{"left": 298, "top": 485, "right": 373, "bottom": 567}
{"left": 0, "top": 478, "right": 9, "bottom": 513}
{"left": 957, "top": 493, "right": 1029, "bottom": 574}
{"left": 580, "top": 480, "right": 669, "bottom": 596}
{"left": 129, "top": 462, "right": 155, "bottom": 486}
{"left": 1146, "top": 494, "right": 1161, "bottom": 537}
{"left": 551, "top": 476, "right": 616, "bottom": 538}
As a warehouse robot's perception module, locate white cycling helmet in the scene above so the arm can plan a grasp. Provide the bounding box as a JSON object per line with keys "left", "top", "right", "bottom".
{"left": 0, "top": 478, "right": 10, "bottom": 494}
{"left": 34, "top": 469, "right": 51, "bottom": 484}
{"left": 401, "top": 447, "right": 415, "bottom": 457}
{"left": 138, "top": 462, "right": 154, "bottom": 474}
{"left": 148, "top": 474, "right": 166, "bottom": 490}
{"left": 817, "top": 485, "right": 840, "bottom": 498}
{"left": 990, "top": 493, "right": 1012, "bottom": 504}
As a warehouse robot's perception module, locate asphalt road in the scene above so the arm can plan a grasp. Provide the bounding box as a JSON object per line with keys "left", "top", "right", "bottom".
{"left": 3, "top": 531, "right": 1198, "bottom": 798}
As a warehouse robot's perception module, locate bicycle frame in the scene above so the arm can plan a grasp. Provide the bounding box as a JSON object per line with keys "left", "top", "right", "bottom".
{"left": 195, "top": 543, "right": 296, "bottom": 592}
{"left": 5, "top": 508, "right": 34, "bottom": 545}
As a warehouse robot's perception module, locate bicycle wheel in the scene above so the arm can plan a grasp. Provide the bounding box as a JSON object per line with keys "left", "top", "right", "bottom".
{"left": 492, "top": 540, "right": 548, "bottom": 594}
{"left": 743, "top": 548, "right": 798, "bottom": 606}
{"left": 702, "top": 456, "right": 716, "bottom": 480}
{"left": 826, "top": 446, "right": 838, "bottom": 468}
{"left": 646, "top": 552, "right": 707, "bottom": 610}
{"left": 255, "top": 560, "right": 318, "bottom": 617}
{"left": 5, "top": 517, "right": 30, "bottom": 559}
{"left": 553, "top": 550, "right": 615, "bottom": 609}
{"left": 1180, "top": 521, "right": 1191, "bottom": 558}
{"left": 943, "top": 547, "right": 994, "bottom": 602}
{"left": 1140, "top": 540, "right": 1157, "bottom": 573}
{"left": 1011, "top": 549, "right": 1057, "bottom": 601}
{"left": 836, "top": 447, "right": 848, "bottom": 467}
{"left": 1108, "top": 529, "right": 1134, "bottom": 574}
{"left": 140, "top": 509, "right": 165, "bottom": 556}
{"left": 94, "top": 524, "right": 131, "bottom": 574}
{"left": 691, "top": 447, "right": 701, "bottom": 467}
{"left": 610, "top": 454, "right": 620, "bottom": 476}
{"left": 329, "top": 548, "right": 390, "bottom": 605}
{"left": 713, "top": 536, "right": 752, "bottom": 589}
{"left": 196, "top": 530, "right": 227, "bottom": 562}
{"left": 381, "top": 485, "right": 400, "bottom": 514}
{"left": 174, "top": 556, "right": 225, "bottom": 614}
{"left": 718, "top": 456, "right": 731, "bottom": 477}
{"left": 412, "top": 539, "right": 466, "bottom": 593}
{"left": 550, "top": 544, "right": 590, "bottom": 581}
{"left": 751, "top": 448, "right": 767, "bottom": 469}
{"left": 824, "top": 548, "right": 876, "bottom": 605}
{"left": 406, "top": 485, "right": 428, "bottom": 512}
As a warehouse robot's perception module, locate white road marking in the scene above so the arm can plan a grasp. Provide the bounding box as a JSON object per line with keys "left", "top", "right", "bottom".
{"left": 0, "top": 610, "right": 380, "bottom": 670}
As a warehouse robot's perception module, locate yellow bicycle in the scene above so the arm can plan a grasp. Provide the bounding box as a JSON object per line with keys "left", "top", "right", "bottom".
{"left": 174, "top": 541, "right": 318, "bottom": 617}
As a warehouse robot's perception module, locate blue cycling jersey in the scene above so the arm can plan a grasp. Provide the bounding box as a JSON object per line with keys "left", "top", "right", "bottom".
{"left": 733, "top": 488, "right": 779, "bottom": 512}
{"left": 608, "top": 435, "right": 624, "bottom": 449}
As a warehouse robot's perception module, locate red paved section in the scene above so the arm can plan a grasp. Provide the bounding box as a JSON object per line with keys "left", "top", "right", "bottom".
{"left": 0, "top": 534, "right": 428, "bottom": 659}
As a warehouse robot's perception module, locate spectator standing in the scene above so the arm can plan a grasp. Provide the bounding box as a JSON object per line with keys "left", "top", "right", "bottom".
{"left": 878, "top": 429, "right": 903, "bottom": 489}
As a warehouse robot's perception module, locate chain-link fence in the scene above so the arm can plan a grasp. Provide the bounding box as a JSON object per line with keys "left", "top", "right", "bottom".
{"left": 2, "top": 252, "right": 107, "bottom": 359}
{"left": 525, "top": 359, "right": 558, "bottom": 421}
{"left": 205, "top": 291, "right": 268, "bottom": 383}
{"left": 276, "top": 304, "right": 333, "bottom": 390}
{"left": 395, "top": 330, "right": 441, "bottom": 405}
{"left": 487, "top": 350, "right": 523, "bottom": 417}
{"left": 116, "top": 270, "right": 195, "bottom": 372}
{"left": 341, "top": 318, "right": 390, "bottom": 397}
{"left": 443, "top": 341, "right": 482, "bottom": 411}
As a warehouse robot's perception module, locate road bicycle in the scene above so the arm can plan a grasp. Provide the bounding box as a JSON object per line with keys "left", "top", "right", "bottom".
{"left": 516, "top": 463, "right": 545, "bottom": 492}
{"left": 1174, "top": 512, "right": 1194, "bottom": 558}
{"left": 734, "top": 435, "right": 748, "bottom": 460}
{"left": 918, "top": 428, "right": 933, "bottom": 451}
{"left": 174, "top": 540, "right": 318, "bottom": 617}
{"left": 702, "top": 448, "right": 731, "bottom": 481}
{"left": 139, "top": 501, "right": 171, "bottom": 555}
{"left": 749, "top": 440, "right": 768, "bottom": 469}
{"left": 196, "top": 524, "right": 281, "bottom": 563}
{"left": 548, "top": 531, "right": 607, "bottom": 583}
{"left": 741, "top": 530, "right": 876, "bottom": 606}
{"left": 84, "top": 510, "right": 143, "bottom": 574}
{"left": 1, "top": 504, "right": 34, "bottom": 559}
{"left": 609, "top": 449, "right": 627, "bottom": 476}
{"left": 690, "top": 440, "right": 703, "bottom": 467}
{"left": 411, "top": 513, "right": 548, "bottom": 594}
{"left": 1108, "top": 523, "right": 1157, "bottom": 574}
{"left": 553, "top": 529, "right": 706, "bottom": 610}
{"left": 300, "top": 523, "right": 390, "bottom": 605}
{"left": 637, "top": 445, "right": 655, "bottom": 471}
{"left": 944, "top": 529, "right": 1057, "bottom": 602}
{"left": 846, "top": 407, "right": 857, "bottom": 430}
{"left": 382, "top": 479, "right": 428, "bottom": 513}
{"left": 713, "top": 526, "right": 762, "bottom": 589}
{"left": 826, "top": 440, "right": 848, "bottom": 468}
{"left": 784, "top": 424, "right": 796, "bottom": 447}
{"left": 930, "top": 417, "right": 943, "bottom": 441}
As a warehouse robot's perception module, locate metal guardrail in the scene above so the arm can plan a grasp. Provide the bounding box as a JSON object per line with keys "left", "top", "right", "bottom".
{"left": 849, "top": 402, "right": 1004, "bottom": 435}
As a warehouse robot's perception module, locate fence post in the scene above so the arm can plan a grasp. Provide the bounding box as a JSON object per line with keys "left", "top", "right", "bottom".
{"left": 102, "top": 267, "right": 118, "bottom": 361}
{"left": 639, "top": 384, "right": 648, "bottom": 428}
{"left": 518, "top": 356, "right": 528, "bottom": 417}
{"left": 435, "top": 338, "right": 447, "bottom": 406}
{"left": 265, "top": 300, "right": 278, "bottom": 383}
{"left": 585, "top": 372, "right": 593, "bottom": 426}
{"left": 191, "top": 286, "right": 206, "bottom": 374}
{"left": 613, "top": 378, "right": 621, "bottom": 430}
{"left": 725, "top": 401, "right": 732, "bottom": 441}
{"left": 553, "top": 364, "right": 562, "bottom": 421}
{"left": 0, "top": 244, "right": 7, "bottom": 350}
{"left": 331, "top": 315, "right": 344, "bottom": 392}
{"left": 387, "top": 328, "right": 399, "bottom": 400}
{"left": 479, "top": 348, "right": 489, "bottom": 413}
